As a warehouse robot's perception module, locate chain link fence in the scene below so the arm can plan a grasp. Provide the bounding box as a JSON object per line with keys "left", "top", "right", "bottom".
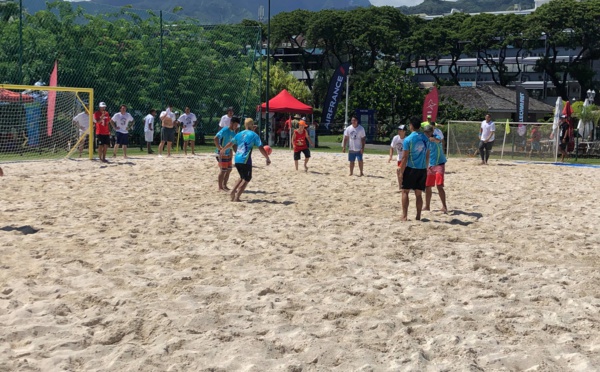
{"left": 1, "top": 2, "right": 261, "bottom": 159}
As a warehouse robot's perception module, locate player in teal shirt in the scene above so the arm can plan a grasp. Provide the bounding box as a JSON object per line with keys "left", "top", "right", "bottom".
{"left": 399, "top": 117, "right": 430, "bottom": 221}
{"left": 220, "top": 118, "right": 271, "bottom": 202}
{"left": 424, "top": 124, "right": 448, "bottom": 213}
{"left": 214, "top": 116, "right": 240, "bottom": 191}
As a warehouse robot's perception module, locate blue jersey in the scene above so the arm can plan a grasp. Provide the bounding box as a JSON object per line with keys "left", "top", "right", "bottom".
{"left": 428, "top": 134, "right": 447, "bottom": 166}
{"left": 402, "top": 131, "right": 429, "bottom": 169}
{"left": 215, "top": 127, "right": 236, "bottom": 156}
{"left": 231, "top": 130, "right": 262, "bottom": 164}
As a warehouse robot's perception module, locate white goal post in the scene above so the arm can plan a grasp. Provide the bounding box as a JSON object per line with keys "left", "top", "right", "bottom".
{"left": 446, "top": 120, "right": 558, "bottom": 161}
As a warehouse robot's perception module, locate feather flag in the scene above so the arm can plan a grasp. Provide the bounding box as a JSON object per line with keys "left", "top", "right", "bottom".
{"left": 505, "top": 119, "right": 510, "bottom": 135}
{"left": 47, "top": 60, "right": 58, "bottom": 136}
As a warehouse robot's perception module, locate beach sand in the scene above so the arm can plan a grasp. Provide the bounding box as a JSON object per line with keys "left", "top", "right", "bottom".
{"left": 1, "top": 151, "right": 599, "bottom": 371}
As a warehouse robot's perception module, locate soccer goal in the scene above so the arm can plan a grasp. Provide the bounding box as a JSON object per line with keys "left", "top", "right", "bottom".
{"left": 0, "top": 84, "right": 94, "bottom": 162}
{"left": 446, "top": 120, "right": 558, "bottom": 161}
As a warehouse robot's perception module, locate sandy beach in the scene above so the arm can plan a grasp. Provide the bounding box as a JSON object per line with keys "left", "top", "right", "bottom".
{"left": 1, "top": 151, "right": 599, "bottom": 371}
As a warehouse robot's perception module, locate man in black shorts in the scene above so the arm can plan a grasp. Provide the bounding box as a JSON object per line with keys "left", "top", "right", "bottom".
{"left": 398, "top": 117, "right": 430, "bottom": 221}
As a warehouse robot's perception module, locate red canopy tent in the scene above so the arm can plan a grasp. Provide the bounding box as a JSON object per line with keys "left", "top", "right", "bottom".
{"left": 258, "top": 89, "right": 313, "bottom": 114}
{"left": 0, "top": 88, "right": 34, "bottom": 103}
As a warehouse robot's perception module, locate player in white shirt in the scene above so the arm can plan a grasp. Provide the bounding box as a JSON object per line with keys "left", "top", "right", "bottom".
{"left": 144, "top": 109, "right": 156, "bottom": 154}
{"left": 72, "top": 111, "right": 90, "bottom": 158}
{"left": 389, "top": 124, "right": 407, "bottom": 191}
{"left": 479, "top": 113, "right": 496, "bottom": 165}
{"left": 110, "top": 104, "right": 134, "bottom": 158}
{"left": 177, "top": 107, "right": 198, "bottom": 156}
{"left": 218, "top": 106, "right": 234, "bottom": 128}
{"left": 342, "top": 114, "right": 367, "bottom": 176}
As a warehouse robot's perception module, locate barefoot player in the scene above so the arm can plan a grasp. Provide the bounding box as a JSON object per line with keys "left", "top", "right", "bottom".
{"left": 292, "top": 119, "right": 314, "bottom": 172}
{"left": 214, "top": 116, "right": 240, "bottom": 191}
{"left": 220, "top": 118, "right": 271, "bottom": 202}
{"left": 423, "top": 125, "right": 448, "bottom": 213}
{"left": 399, "top": 117, "right": 430, "bottom": 221}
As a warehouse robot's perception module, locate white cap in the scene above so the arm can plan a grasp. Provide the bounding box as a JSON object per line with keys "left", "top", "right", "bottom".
{"left": 99, "top": 102, "right": 107, "bottom": 108}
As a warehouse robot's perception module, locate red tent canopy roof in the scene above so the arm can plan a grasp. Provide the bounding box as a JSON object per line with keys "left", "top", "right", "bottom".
{"left": 0, "top": 89, "right": 33, "bottom": 103}
{"left": 258, "top": 89, "right": 313, "bottom": 114}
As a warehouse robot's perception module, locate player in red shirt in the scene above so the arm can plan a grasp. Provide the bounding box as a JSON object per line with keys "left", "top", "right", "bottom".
{"left": 292, "top": 120, "right": 314, "bottom": 172}
{"left": 93, "top": 102, "right": 111, "bottom": 162}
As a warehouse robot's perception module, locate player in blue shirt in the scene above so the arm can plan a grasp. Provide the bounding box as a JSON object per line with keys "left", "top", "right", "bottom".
{"left": 399, "top": 116, "right": 430, "bottom": 221}
{"left": 214, "top": 116, "right": 240, "bottom": 191}
{"left": 423, "top": 125, "right": 448, "bottom": 213}
{"left": 220, "top": 118, "right": 271, "bottom": 202}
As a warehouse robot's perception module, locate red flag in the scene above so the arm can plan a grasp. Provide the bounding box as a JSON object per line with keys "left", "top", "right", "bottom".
{"left": 422, "top": 86, "right": 438, "bottom": 122}
{"left": 47, "top": 60, "right": 58, "bottom": 136}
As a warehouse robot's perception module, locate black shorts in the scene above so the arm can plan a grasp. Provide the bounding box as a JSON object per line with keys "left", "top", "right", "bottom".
{"left": 161, "top": 127, "right": 175, "bottom": 143}
{"left": 97, "top": 134, "right": 110, "bottom": 146}
{"left": 293, "top": 148, "right": 310, "bottom": 161}
{"left": 235, "top": 163, "right": 252, "bottom": 182}
{"left": 116, "top": 132, "right": 129, "bottom": 145}
{"left": 402, "top": 167, "right": 426, "bottom": 191}
{"left": 559, "top": 140, "right": 569, "bottom": 150}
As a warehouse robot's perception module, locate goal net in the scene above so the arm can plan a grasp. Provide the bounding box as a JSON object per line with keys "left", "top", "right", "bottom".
{"left": 446, "top": 120, "right": 558, "bottom": 161}
{"left": 0, "top": 84, "right": 93, "bottom": 162}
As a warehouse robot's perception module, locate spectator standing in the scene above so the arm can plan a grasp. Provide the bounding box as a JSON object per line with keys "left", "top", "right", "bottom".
{"left": 178, "top": 107, "right": 198, "bottom": 156}
{"left": 388, "top": 124, "right": 407, "bottom": 191}
{"left": 111, "top": 104, "right": 134, "bottom": 159}
{"left": 158, "top": 105, "right": 176, "bottom": 157}
{"left": 72, "top": 110, "right": 90, "bottom": 158}
{"left": 342, "top": 114, "right": 366, "bottom": 176}
{"left": 479, "top": 114, "right": 495, "bottom": 165}
{"left": 93, "top": 102, "right": 110, "bottom": 163}
{"left": 144, "top": 109, "right": 156, "bottom": 154}
{"left": 219, "top": 106, "right": 234, "bottom": 128}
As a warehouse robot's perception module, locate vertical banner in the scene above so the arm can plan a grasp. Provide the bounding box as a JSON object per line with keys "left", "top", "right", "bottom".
{"left": 321, "top": 62, "right": 350, "bottom": 129}
{"left": 47, "top": 60, "right": 58, "bottom": 136}
{"left": 516, "top": 85, "right": 529, "bottom": 123}
{"left": 422, "top": 86, "right": 439, "bottom": 122}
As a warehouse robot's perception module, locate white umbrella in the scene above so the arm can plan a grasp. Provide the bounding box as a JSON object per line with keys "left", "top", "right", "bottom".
{"left": 552, "top": 97, "right": 563, "bottom": 162}
{"left": 576, "top": 98, "right": 592, "bottom": 140}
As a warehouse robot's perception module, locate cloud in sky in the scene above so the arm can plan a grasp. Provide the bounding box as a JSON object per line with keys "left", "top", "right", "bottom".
{"left": 369, "top": 0, "right": 425, "bottom": 6}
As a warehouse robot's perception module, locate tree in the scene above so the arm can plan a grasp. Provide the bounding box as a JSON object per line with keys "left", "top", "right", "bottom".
{"left": 270, "top": 9, "right": 317, "bottom": 90}
{"left": 462, "top": 13, "right": 526, "bottom": 86}
{"left": 525, "top": 0, "right": 600, "bottom": 100}
{"left": 350, "top": 65, "right": 423, "bottom": 138}
{"left": 262, "top": 60, "right": 311, "bottom": 105}
{"left": 402, "top": 13, "right": 470, "bottom": 86}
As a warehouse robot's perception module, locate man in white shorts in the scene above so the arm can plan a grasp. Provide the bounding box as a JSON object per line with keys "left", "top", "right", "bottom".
{"left": 144, "top": 109, "right": 156, "bottom": 154}
{"left": 388, "top": 124, "right": 407, "bottom": 191}
{"left": 72, "top": 110, "right": 90, "bottom": 158}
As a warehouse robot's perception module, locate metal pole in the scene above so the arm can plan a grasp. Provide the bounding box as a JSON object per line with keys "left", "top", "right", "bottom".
{"left": 542, "top": 34, "right": 548, "bottom": 101}
{"left": 19, "top": 0, "right": 23, "bottom": 84}
{"left": 160, "top": 11, "right": 164, "bottom": 109}
{"left": 265, "top": 0, "right": 270, "bottom": 144}
{"left": 344, "top": 67, "right": 351, "bottom": 126}
{"left": 258, "top": 26, "right": 262, "bottom": 137}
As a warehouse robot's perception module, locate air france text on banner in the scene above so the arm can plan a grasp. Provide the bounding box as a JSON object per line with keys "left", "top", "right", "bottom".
{"left": 321, "top": 62, "right": 350, "bottom": 129}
